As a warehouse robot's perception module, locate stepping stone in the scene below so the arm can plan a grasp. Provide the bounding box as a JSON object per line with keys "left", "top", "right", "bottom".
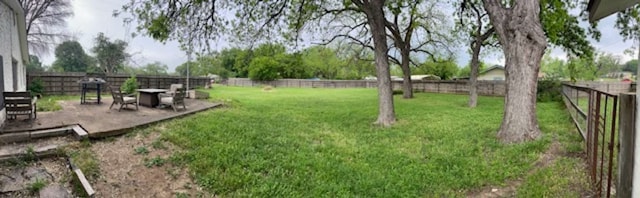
{"left": 0, "top": 168, "right": 26, "bottom": 192}
{"left": 24, "top": 167, "right": 53, "bottom": 183}
{"left": 71, "top": 125, "right": 88, "bottom": 140}
{"left": 39, "top": 184, "right": 71, "bottom": 198}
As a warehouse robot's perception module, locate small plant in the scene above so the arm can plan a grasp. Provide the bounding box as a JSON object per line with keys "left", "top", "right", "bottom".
{"left": 121, "top": 75, "right": 139, "bottom": 94}
{"left": 144, "top": 156, "right": 166, "bottom": 168}
{"left": 175, "top": 192, "right": 190, "bottom": 198}
{"left": 134, "top": 146, "right": 150, "bottom": 155}
{"left": 28, "top": 78, "right": 45, "bottom": 97}
{"left": 23, "top": 146, "right": 37, "bottom": 162}
{"left": 151, "top": 139, "right": 167, "bottom": 150}
{"left": 27, "top": 178, "right": 47, "bottom": 193}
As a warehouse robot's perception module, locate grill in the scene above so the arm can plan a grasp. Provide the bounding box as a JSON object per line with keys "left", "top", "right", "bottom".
{"left": 78, "top": 77, "right": 106, "bottom": 104}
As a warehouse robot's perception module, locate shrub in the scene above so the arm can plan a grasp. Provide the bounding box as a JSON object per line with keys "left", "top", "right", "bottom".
{"left": 121, "top": 75, "right": 138, "bottom": 94}
{"left": 28, "top": 78, "right": 44, "bottom": 97}
{"left": 248, "top": 57, "right": 281, "bottom": 81}
{"left": 537, "top": 78, "right": 563, "bottom": 102}
{"left": 392, "top": 90, "right": 403, "bottom": 95}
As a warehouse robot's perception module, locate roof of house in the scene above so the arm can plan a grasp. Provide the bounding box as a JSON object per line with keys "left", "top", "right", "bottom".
{"left": 480, "top": 65, "right": 504, "bottom": 75}
{"left": 410, "top": 74, "right": 441, "bottom": 80}
{"left": 587, "top": 0, "right": 639, "bottom": 22}
{"left": 2, "top": 0, "right": 29, "bottom": 63}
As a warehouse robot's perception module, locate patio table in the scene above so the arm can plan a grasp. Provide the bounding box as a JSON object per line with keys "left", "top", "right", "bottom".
{"left": 137, "top": 89, "right": 168, "bottom": 107}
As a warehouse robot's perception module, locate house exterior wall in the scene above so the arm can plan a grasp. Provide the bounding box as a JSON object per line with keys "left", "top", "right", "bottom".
{"left": 478, "top": 69, "right": 505, "bottom": 81}
{"left": 0, "top": 1, "right": 27, "bottom": 126}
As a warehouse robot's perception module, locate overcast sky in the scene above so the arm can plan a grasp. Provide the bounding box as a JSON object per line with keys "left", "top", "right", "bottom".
{"left": 40, "top": 0, "right": 637, "bottom": 72}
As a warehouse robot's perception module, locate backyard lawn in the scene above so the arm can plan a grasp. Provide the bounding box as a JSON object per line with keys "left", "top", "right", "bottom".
{"left": 153, "top": 86, "right": 588, "bottom": 197}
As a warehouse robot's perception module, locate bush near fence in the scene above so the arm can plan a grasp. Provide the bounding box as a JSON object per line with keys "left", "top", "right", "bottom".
{"left": 27, "top": 72, "right": 210, "bottom": 95}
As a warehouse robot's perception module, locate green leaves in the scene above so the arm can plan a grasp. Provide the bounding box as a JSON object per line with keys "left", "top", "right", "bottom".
{"left": 540, "top": 0, "right": 596, "bottom": 60}
{"left": 616, "top": 4, "right": 640, "bottom": 42}
{"left": 91, "top": 33, "right": 129, "bottom": 74}
{"left": 51, "top": 41, "right": 94, "bottom": 72}
{"left": 147, "top": 15, "right": 171, "bottom": 42}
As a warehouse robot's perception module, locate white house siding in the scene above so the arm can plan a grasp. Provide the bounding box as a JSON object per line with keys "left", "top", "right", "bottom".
{"left": 0, "top": 2, "right": 24, "bottom": 92}
{"left": 0, "top": 1, "right": 27, "bottom": 126}
{"left": 11, "top": 4, "right": 25, "bottom": 92}
{"left": 478, "top": 69, "right": 505, "bottom": 81}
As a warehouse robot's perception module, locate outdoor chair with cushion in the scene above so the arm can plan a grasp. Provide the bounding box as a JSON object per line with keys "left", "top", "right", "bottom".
{"left": 109, "top": 86, "right": 138, "bottom": 111}
{"left": 165, "top": 83, "right": 183, "bottom": 95}
{"left": 158, "top": 88, "right": 186, "bottom": 112}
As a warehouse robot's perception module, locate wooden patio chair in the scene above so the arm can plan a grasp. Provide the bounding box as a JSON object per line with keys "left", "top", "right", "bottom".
{"left": 109, "top": 86, "right": 138, "bottom": 112}
{"left": 3, "top": 91, "right": 37, "bottom": 120}
{"left": 158, "top": 88, "right": 186, "bottom": 112}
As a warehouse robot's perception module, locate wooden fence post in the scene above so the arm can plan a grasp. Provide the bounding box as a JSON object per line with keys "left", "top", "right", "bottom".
{"left": 618, "top": 93, "right": 636, "bottom": 198}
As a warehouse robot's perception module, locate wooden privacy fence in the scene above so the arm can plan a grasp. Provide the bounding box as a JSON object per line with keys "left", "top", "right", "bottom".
{"left": 27, "top": 72, "right": 210, "bottom": 95}
{"left": 226, "top": 78, "right": 508, "bottom": 96}
{"left": 575, "top": 81, "right": 633, "bottom": 95}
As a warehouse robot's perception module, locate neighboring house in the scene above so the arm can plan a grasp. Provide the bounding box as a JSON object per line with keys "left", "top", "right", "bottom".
{"left": 411, "top": 74, "right": 441, "bottom": 80}
{"left": 604, "top": 71, "right": 633, "bottom": 79}
{"left": 477, "top": 65, "right": 505, "bottom": 81}
{"left": 0, "top": 0, "right": 30, "bottom": 126}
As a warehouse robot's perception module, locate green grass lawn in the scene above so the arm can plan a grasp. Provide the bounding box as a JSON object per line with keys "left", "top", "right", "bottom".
{"left": 36, "top": 95, "right": 78, "bottom": 111}
{"left": 153, "top": 86, "right": 587, "bottom": 197}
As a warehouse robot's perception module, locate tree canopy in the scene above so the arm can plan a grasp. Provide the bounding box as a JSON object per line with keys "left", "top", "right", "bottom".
{"left": 92, "top": 33, "right": 129, "bottom": 74}
{"left": 51, "top": 41, "right": 95, "bottom": 72}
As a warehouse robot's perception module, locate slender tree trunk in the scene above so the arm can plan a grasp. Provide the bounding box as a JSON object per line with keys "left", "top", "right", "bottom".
{"left": 400, "top": 51, "right": 413, "bottom": 99}
{"left": 363, "top": 1, "right": 396, "bottom": 126}
{"left": 483, "top": 0, "right": 546, "bottom": 143}
{"left": 468, "top": 42, "right": 481, "bottom": 107}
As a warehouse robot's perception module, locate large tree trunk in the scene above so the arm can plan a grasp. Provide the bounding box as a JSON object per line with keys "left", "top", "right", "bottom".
{"left": 363, "top": 0, "right": 396, "bottom": 126}
{"left": 483, "top": 0, "right": 546, "bottom": 143}
{"left": 400, "top": 51, "right": 413, "bottom": 99}
{"left": 468, "top": 42, "right": 481, "bottom": 108}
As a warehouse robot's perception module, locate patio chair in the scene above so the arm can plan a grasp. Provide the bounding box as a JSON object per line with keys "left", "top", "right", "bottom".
{"left": 158, "top": 88, "right": 186, "bottom": 112}
{"left": 157, "top": 83, "right": 184, "bottom": 104}
{"left": 166, "top": 84, "right": 183, "bottom": 95}
{"left": 109, "top": 86, "right": 138, "bottom": 112}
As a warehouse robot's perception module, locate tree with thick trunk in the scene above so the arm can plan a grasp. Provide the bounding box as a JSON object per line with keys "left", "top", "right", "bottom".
{"left": 482, "top": 0, "right": 547, "bottom": 143}
{"left": 122, "top": 0, "right": 398, "bottom": 126}
{"left": 355, "top": 0, "right": 396, "bottom": 126}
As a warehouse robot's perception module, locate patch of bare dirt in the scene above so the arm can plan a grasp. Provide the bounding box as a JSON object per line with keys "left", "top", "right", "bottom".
{"left": 467, "top": 141, "right": 564, "bottom": 198}
{"left": 90, "top": 132, "right": 210, "bottom": 197}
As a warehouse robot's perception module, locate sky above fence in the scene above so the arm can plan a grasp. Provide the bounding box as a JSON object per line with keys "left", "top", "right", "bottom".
{"left": 39, "top": 0, "right": 635, "bottom": 72}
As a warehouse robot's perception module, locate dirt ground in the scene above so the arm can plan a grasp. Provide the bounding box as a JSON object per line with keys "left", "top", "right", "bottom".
{"left": 89, "top": 131, "right": 210, "bottom": 198}
{"left": 0, "top": 157, "right": 72, "bottom": 198}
